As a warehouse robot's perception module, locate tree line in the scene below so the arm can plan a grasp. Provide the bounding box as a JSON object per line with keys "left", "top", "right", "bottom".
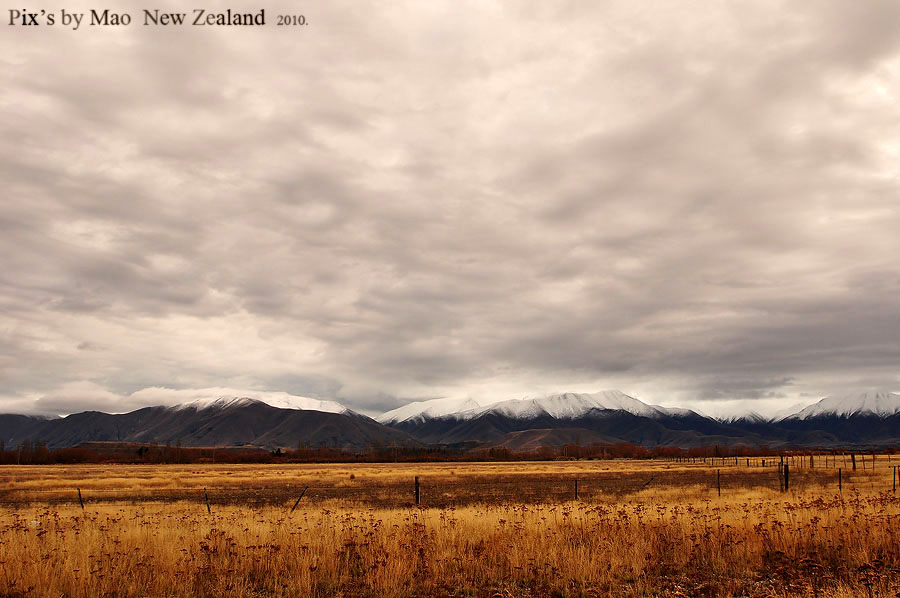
{"left": 0, "top": 438, "right": 895, "bottom": 465}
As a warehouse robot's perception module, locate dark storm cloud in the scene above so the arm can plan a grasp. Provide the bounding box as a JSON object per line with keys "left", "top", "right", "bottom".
{"left": 1, "top": 0, "right": 899, "bottom": 416}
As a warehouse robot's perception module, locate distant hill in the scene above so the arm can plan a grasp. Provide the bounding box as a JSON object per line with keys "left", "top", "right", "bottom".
{"left": 1, "top": 398, "right": 421, "bottom": 450}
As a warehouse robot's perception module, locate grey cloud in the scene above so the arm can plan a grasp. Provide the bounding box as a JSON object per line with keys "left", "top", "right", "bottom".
{"left": 690, "top": 377, "right": 795, "bottom": 402}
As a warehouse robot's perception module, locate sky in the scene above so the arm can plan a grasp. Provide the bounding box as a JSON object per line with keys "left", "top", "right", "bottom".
{"left": 2, "top": 1, "right": 899, "bottom": 418}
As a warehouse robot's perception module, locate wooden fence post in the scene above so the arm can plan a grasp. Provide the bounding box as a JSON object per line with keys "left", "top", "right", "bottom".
{"left": 77, "top": 488, "right": 85, "bottom": 512}
{"left": 851, "top": 454, "right": 857, "bottom": 471}
{"left": 414, "top": 476, "right": 420, "bottom": 505}
{"left": 784, "top": 464, "right": 790, "bottom": 492}
{"left": 717, "top": 470, "right": 721, "bottom": 497}
{"left": 290, "top": 487, "right": 309, "bottom": 512}
{"left": 838, "top": 468, "right": 842, "bottom": 492}
{"left": 574, "top": 478, "right": 579, "bottom": 500}
{"left": 204, "top": 488, "right": 211, "bottom": 514}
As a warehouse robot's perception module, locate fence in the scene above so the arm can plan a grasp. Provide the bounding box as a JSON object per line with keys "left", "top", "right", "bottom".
{"left": 2, "top": 466, "right": 896, "bottom": 509}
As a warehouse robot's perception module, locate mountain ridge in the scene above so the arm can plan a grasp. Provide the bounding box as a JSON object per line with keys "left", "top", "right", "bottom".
{"left": 785, "top": 391, "right": 900, "bottom": 420}
{"left": 3, "top": 388, "right": 900, "bottom": 451}
{"left": 378, "top": 390, "right": 700, "bottom": 424}
{"left": 0, "top": 400, "right": 418, "bottom": 450}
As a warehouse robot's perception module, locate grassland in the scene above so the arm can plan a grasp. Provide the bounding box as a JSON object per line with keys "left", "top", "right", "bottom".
{"left": 1, "top": 459, "right": 899, "bottom": 597}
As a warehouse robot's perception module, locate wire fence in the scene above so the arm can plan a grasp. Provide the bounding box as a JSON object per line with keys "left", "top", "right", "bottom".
{"left": 2, "top": 467, "right": 896, "bottom": 509}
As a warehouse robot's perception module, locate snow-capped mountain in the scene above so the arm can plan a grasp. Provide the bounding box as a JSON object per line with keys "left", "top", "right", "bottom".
{"left": 784, "top": 391, "right": 900, "bottom": 420}
{"left": 770, "top": 402, "right": 809, "bottom": 422}
{"left": 475, "top": 391, "right": 691, "bottom": 420}
{"left": 377, "top": 396, "right": 486, "bottom": 424}
{"left": 720, "top": 411, "right": 771, "bottom": 425}
{"left": 172, "top": 395, "right": 348, "bottom": 414}
{"left": 378, "top": 390, "right": 694, "bottom": 424}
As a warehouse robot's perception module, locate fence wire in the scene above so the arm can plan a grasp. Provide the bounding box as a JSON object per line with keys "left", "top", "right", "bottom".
{"left": 2, "top": 466, "right": 891, "bottom": 509}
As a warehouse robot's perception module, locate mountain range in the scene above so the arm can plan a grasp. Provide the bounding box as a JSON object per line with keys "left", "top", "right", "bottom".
{"left": 0, "top": 397, "right": 420, "bottom": 450}
{"left": 2, "top": 390, "right": 899, "bottom": 451}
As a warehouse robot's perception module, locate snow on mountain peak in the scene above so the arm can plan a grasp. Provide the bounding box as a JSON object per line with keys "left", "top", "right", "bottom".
{"left": 787, "top": 390, "right": 900, "bottom": 420}
{"left": 377, "top": 396, "right": 486, "bottom": 424}
{"left": 479, "top": 391, "right": 679, "bottom": 420}
{"left": 172, "top": 395, "right": 348, "bottom": 414}
{"left": 172, "top": 397, "right": 257, "bottom": 411}
{"left": 378, "top": 390, "right": 685, "bottom": 423}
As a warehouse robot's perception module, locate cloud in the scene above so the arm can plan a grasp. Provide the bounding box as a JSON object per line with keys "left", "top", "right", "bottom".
{"left": 28, "top": 381, "right": 128, "bottom": 415}
{"left": 1, "top": 1, "right": 899, "bottom": 417}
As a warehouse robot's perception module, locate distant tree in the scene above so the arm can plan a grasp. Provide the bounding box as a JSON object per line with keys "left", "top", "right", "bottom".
{"left": 34, "top": 440, "right": 50, "bottom": 464}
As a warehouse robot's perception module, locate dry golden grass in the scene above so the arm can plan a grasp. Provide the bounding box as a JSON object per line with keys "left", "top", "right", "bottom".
{"left": 2, "top": 460, "right": 899, "bottom": 597}
{"left": 2, "top": 457, "right": 893, "bottom": 499}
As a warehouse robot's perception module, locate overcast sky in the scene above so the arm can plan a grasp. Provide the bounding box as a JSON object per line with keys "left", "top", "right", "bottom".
{"left": 2, "top": 1, "right": 899, "bottom": 418}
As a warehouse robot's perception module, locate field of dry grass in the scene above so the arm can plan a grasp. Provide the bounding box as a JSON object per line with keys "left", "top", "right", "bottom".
{"left": 2, "top": 459, "right": 899, "bottom": 597}
{"left": 2, "top": 456, "right": 893, "bottom": 506}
